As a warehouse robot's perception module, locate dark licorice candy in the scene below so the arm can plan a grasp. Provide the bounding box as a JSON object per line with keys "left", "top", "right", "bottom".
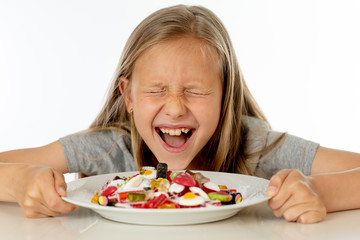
{"left": 156, "top": 162, "right": 168, "bottom": 179}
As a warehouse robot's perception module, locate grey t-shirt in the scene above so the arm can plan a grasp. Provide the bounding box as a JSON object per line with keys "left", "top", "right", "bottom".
{"left": 59, "top": 116, "right": 319, "bottom": 179}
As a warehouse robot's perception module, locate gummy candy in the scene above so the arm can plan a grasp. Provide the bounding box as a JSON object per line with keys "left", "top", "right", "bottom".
{"left": 91, "top": 194, "right": 99, "bottom": 204}
{"left": 101, "top": 186, "right": 117, "bottom": 196}
{"left": 145, "top": 193, "right": 168, "bottom": 208}
{"left": 202, "top": 181, "right": 220, "bottom": 193}
{"left": 179, "top": 192, "right": 205, "bottom": 207}
{"left": 119, "top": 190, "right": 142, "bottom": 200}
{"left": 189, "top": 186, "right": 210, "bottom": 200}
{"left": 158, "top": 202, "right": 179, "bottom": 209}
{"left": 183, "top": 192, "right": 196, "bottom": 199}
{"left": 92, "top": 164, "right": 243, "bottom": 209}
{"left": 168, "top": 182, "right": 187, "bottom": 196}
{"left": 123, "top": 174, "right": 143, "bottom": 190}
{"left": 169, "top": 171, "right": 179, "bottom": 180}
{"left": 173, "top": 172, "right": 197, "bottom": 187}
{"left": 158, "top": 179, "right": 170, "bottom": 192}
{"left": 186, "top": 170, "right": 210, "bottom": 186}
{"left": 139, "top": 166, "right": 155, "bottom": 175}
{"left": 127, "top": 192, "right": 146, "bottom": 202}
{"left": 150, "top": 178, "right": 163, "bottom": 190}
{"left": 156, "top": 163, "right": 168, "bottom": 179}
{"left": 208, "top": 191, "right": 232, "bottom": 202}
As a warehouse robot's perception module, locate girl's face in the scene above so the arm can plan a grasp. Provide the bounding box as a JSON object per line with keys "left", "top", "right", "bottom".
{"left": 123, "top": 37, "right": 223, "bottom": 170}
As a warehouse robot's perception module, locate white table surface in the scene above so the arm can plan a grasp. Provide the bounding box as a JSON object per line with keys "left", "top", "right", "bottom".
{"left": 1, "top": 201, "right": 359, "bottom": 240}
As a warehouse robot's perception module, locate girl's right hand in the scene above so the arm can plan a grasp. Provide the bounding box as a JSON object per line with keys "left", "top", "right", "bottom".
{"left": 13, "top": 165, "right": 78, "bottom": 218}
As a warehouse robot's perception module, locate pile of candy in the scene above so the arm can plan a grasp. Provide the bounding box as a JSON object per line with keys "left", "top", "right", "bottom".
{"left": 91, "top": 163, "right": 242, "bottom": 209}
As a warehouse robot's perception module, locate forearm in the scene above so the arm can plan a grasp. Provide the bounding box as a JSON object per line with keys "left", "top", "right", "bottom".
{"left": 0, "top": 141, "right": 69, "bottom": 173}
{"left": 0, "top": 163, "right": 25, "bottom": 202}
{"left": 311, "top": 167, "right": 360, "bottom": 212}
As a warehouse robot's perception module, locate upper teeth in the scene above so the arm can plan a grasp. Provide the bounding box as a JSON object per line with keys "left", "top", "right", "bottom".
{"left": 160, "top": 128, "right": 190, "bottom": 136}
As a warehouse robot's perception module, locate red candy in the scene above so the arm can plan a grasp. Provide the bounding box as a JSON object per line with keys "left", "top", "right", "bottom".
{"left": 129, "top": 201, "right": 147, "bottom": 208}
{"left": 167, "top": 170, "right": 172, "bottom": 182}
{"left": 145, "top": 194, "right": 168, "bottom": 208}
{"left": 93, "top": 165, "right": 243, "bottom": 209}
{"left": 101, "top": 186, "right": 117, "bottom": 196}
{"left": 202, "top": 182, "right": 220, "bottom": 194}
{"left": 172, "top": 172, "right": 197, "bottom": 187}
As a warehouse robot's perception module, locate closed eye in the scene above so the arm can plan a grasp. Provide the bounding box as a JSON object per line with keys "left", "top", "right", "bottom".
{"left": 184, "top": 89, "right": 211, "bottom": 96}
{"left": 145, "top": 88, "right": 166, "bottom": 94}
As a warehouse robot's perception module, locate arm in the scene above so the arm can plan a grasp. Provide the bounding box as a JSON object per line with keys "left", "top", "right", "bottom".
{"left": 0, "top": 141, "right": 77, "bottom": 217}
{"left": 266, "top": 146, "right": 360, "bottom": 223}
{"left": 0, "top": 140, "right": 68, "bottom": 173}
{"left": 310, "top": 147, "right": 360, "bottom": 212}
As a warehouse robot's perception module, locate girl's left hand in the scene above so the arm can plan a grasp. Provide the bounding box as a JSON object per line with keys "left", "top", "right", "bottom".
{"left": 266, "top": 169, "right": 327, "bottom": 224}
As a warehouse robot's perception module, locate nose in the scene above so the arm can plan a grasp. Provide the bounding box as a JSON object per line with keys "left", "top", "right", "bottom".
{"left": 163, "top": 94, "right": 187, "bottom": 119}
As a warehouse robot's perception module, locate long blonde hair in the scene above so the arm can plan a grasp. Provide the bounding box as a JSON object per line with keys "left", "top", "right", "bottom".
{"left": 90, "top": 5, "right": 283, "bottom": 173}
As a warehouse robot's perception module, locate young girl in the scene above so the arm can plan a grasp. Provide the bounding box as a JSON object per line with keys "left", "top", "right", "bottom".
{"left": 0, "top": 5, "right": 359, "bottom": 223}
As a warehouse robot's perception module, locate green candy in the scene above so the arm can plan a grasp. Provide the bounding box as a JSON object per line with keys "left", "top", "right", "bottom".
{"left": 208, "top": 191, "right": 232, "bottom": 202}
{"left": 127, "top": 192, "right": 146, "bottom": 202}
{"left": 170, "top": 171, "right": 179, "bottom": 180}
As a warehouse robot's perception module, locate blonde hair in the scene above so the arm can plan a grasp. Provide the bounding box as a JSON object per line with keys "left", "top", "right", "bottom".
{"left": 90, "top": 5, "right": 284, "bottom": 173}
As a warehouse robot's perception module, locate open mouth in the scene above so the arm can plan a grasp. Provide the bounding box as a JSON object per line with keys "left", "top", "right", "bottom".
{"left": 155, "top": 127, "right": 194, "bottom": 148}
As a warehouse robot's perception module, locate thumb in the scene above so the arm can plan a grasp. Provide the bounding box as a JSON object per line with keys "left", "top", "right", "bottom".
{"left": 53, "top": 170, "right": 67, "bottom": 197}
{"left": 266, "top": 169, "right": 292, "bottom": 197}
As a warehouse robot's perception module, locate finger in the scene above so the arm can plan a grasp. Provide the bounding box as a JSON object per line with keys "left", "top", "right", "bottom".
{"left": 52, "top": 171, "right": 79, "bottom": 212}
{"left": 266, "top": 169, "right": 292, "bottom": 197}
{"left": 41, "top": 171, "right": 78, "bottom": 214}
{"left": 53, "top": 170, "right": 67, "bottom": 197}
{"left": 278, "top": 202, "right": 326, "bottom": 223}
{"left": 271, "top": 179, "right": 317, "bottom": 217}
{"left": 297, "top": 210, "right": 326, "bottom": 224}
{"left": 20, "top": 199, "right": 62, "bottom": 218}
{"left": 267, "top": 170, "right": 295, "bottom": 211}
{"left": 42, "top": 189, "right": 78, "bottom": 214}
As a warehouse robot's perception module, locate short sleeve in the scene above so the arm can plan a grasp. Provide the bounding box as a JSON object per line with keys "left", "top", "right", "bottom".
{"left": 59, "top": 130, "right": 136, "bottom": 176}
{"left": 243, "top": 116, "right": 319, "bottom": 179}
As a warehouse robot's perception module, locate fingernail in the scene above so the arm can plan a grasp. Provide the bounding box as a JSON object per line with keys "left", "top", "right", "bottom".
{"left": 266, "top": 186, "right": 277, "bottom": 196}
{"left": 58, "top": 187, "right": 66, "bottom": 197}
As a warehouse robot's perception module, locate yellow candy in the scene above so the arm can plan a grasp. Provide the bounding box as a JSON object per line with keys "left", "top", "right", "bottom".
{"left": 144, "top": 170, "right": 153, "bottom": 175}
{"left": 183, "top": 192, "right": 196, "bottom": 199}
{"left": 218, "top": 185, "right": 228, "bottom": 190}
{"left": 150, "top": 178, "right": 163, "bottom": 190}
{"left": 158, "top": 179, "right": 170, "bottom": 192}
{"left": 91, "top": 194, "right": 99, "bottom": 204}
{"left": 158, "top": 203, "right": 176, "bottom": 209}
{"left": 140, "top": 166, "right": 155, "bottom": 175}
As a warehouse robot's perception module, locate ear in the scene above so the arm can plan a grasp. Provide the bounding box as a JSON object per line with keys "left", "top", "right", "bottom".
{"left": 119, "top": 76, "right": 133, "bottom": 113}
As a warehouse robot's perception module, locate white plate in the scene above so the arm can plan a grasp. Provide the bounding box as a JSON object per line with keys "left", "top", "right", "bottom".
{"left": 63, "top": 171, "right": 270, "bottom": 225}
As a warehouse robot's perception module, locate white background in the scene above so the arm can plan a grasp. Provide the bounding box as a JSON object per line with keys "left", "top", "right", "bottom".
{"left": 1, "top": 0, "right": 359, "bottom": 154}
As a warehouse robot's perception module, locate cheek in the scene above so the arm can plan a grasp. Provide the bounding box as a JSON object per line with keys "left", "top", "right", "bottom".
{"left": 192, "top": 98, "right": 221, "bottom": 130}
{"left": 133, "top": 98, "right": 160, "bottom": 129}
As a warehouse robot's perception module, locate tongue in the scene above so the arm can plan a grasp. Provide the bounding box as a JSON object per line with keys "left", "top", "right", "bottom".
{"left": 163, "top": 134, "right": 187, "bottom": 148}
